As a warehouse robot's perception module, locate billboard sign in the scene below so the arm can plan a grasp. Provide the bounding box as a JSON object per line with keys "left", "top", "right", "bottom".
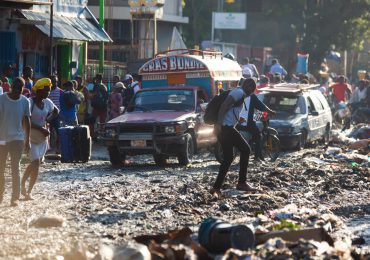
{"left": 214, "top": 12, "right": 246, "bottom": 30}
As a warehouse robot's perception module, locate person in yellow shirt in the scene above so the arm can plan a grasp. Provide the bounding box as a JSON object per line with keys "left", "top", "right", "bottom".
{"left": 76, "top": 76, "right": 89, "bottom": 124}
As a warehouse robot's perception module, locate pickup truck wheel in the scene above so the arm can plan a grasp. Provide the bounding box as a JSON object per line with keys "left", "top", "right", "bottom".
{"left": 153, "top": 154, "right": 167, "bottom": 166}
{"left": 178, "top": 134, "right": 194, "bottom": 166}
{"left": 108, "top": 146, "right": 125, "bottom": 166}
{"left": 321, "top": 125, "right": 331, "bottom": 145}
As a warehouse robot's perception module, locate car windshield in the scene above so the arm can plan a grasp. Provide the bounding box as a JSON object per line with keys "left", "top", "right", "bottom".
{"left": 131, "top": 89, "right": 195, "bottom": 112}
{"left": 262, "top": 94, "right": 306, "bottom": 114}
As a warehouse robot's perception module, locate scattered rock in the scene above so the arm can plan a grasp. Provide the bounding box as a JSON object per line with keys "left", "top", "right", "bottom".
{"left": 30, "top": 215, "right": 65, "bottom": 228}
{"left": 219, "top": 203, "right": 231, "bottom": 211}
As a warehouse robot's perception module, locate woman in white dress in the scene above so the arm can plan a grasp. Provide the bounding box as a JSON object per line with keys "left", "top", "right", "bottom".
{"left": 21, "top": 78, "right": 59, "bottom": 200}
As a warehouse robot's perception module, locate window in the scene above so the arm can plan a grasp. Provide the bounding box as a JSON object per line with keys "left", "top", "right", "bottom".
{"left": 307, "top": 97, "right": 315, "bottom": 114}
{"left": 315, "top": 92, "right": 330, "bottom": 110}
{"left": 263, "top": 94, "right": 304, "bottom": 114}
{"left": 132, "top": 90, "right": 195, "bottom": 112}
{"left": 309, "top": 94, "right": 324, "bottom": 111}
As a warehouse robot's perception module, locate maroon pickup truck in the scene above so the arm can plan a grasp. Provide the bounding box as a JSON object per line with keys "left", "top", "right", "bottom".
{"left": 100, "top": 86, "right": 217, "bottom": 166}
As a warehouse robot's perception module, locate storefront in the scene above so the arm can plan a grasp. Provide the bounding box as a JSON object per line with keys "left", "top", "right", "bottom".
{"left": 0, "top": 0, "right": 111, "bottom": 82}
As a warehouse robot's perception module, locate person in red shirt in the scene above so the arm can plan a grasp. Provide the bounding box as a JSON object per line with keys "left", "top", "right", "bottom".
{"left": 329, "top": 75, "right": 352, "bottom": 102}
{"left": 1, "top": 77, "right": 11, "bottom": 93}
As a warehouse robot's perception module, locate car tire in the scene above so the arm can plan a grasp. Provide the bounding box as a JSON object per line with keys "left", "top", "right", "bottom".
{"left": 296, "top": 130, "right": 307, "bottom": 151}
{"left": 178, "top": 133, "right": 194, "bottom": 166}
{"left": 321, "top": 125, "right": 331, "bottom": 145}
{"left": 153, "top": 154, "right": 167, "bottom": 166}
{"left": 108, "top": 146, "right": 125, "bottom": 166}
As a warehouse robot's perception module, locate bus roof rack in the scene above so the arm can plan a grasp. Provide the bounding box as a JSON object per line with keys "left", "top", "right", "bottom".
{"left": 259, "top": 83, "right": 320, "bottom": 93}
{"left": 155, "top": 49, "right": 223, "bottom": 59}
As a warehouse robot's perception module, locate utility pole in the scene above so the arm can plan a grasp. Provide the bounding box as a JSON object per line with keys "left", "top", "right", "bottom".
{"left": 99, "top": 0, "right": 104, "bottom": 73}
{"left": 212, "top": 0, "right": 224, "bottom": 42}
{"left": 49, "top": 1, "right": 53, "bottom": 75}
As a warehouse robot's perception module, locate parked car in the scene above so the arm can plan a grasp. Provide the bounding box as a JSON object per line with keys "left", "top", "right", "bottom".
{"left": 100, "top": 87, "right": 217, "bottom": 166}
{"left": 258, "top": 84, "right": 332, "bottom": 150}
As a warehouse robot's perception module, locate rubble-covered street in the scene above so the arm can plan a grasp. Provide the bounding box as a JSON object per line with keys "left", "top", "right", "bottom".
{"left": 0, "top": 126, "right": 369, "bottom": 259}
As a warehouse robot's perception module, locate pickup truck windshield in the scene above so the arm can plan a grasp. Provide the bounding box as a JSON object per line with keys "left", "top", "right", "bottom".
{"left": 131, "top": 89, "right": 195, "bottom": 112}
{"left": 262, "top": 94, "right": 306, "bottom": 114}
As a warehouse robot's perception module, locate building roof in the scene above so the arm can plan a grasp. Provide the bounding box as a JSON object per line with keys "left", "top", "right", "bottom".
{"left": 20, "top": 8, "right": 111, "bottom": 42}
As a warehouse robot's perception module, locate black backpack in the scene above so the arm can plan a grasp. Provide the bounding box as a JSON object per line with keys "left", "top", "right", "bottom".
{"left": 63, "top": 91, "right": 77, "bottom": 109}
{"left": 204, "top": 90, "right": 231, "bottom": 124}
{"left": 91, "top": 84, "right": 108, "bottom": 110}
{"left": 204, "top": 89, "right": 246, "bottom": 125}
{"left": 123, "top": 83, "right": 136, "bottom": 106}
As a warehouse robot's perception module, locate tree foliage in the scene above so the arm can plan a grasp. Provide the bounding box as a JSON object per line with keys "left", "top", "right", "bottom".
{"left": 183, "top": 0, "right": 370, "bottom": 69}
{"left": 261, "top": 0, "right": 370, "bottom": 67}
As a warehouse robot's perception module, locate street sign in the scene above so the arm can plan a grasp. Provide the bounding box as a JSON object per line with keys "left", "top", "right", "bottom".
{"left": 213, "top": 12, "right": 246, "bottom": 30}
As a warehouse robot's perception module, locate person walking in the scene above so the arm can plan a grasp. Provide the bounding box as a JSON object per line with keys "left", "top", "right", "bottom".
{"left": 242, "top": 57, "right": 259, "bottom": 79}
{"left": 269, "top": 59, "right": 287, "bottom": 78}
{"left": 0, "top": 77, "right": 31, "bottom": 206}
{"left": 76, "top": 76, "right": 89, "bottom": 124}
{"left": 1, "top": 77, "right": 10, "bottom": 93}
{"left": 48, "top": 75, "right": 63, "bottom": 152}
{"left": 90, "top": 74, "right": 108, "bottom": 139}
{"left": 21, "top": 78, "right": 59, "bottom": 200}
{"left": 108, "top": 82, "right": 124, "bottom": 120}
{"left": 22, "top": 66, "right": 34, "bottom": 92}
{"left": 60, "top": 81, "right": 82, "bottom": 126}
{"left": 210, "top": 78, "right": 258, "bottom": 198}
{"left": 122, "top": 74, "right": 136, "bottom": 107}
{"left": 329, "top": 75, "right": 352, "bottom": 103}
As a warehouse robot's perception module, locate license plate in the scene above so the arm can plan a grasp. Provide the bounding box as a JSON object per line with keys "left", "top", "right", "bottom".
{"left": 131, "top": 140, "right": 146, "bottom": 147}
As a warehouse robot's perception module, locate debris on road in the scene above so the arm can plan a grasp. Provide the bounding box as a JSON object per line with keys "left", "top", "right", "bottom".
{"left": 0, "top": 138, "right": 368, "bottom": 258}
{"left": 30, "top": 215, "right": 66, "bottom": 228}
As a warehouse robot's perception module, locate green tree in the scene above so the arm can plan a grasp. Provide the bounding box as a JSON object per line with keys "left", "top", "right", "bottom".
{"left": 264, "top": 0, "right": 370, "bottom": 70}
{"left": 182, "top": 0, "right": 213, "bottom": 47}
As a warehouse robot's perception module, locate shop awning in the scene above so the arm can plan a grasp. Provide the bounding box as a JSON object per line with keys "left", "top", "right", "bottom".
{"left": 20, "top": 9, "right": 111, "bottom": 42}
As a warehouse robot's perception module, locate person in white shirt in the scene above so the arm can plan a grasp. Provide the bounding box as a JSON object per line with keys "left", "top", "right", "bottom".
{"left": 22, "top": 78, "right": 59, "bottom": 200}
{"left": 350, "top": 80, "right": 368, "bottom": 104}
{"left": 0, "top": 77, "right": 31, "bottom": 206}
{"left": 242, "top": 57, "right": 259, "bottom": 79}
{"left": 269, "top": 59, "right": 287, "bottom": 78}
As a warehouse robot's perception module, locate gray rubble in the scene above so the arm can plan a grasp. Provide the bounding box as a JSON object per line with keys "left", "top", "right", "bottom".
{"left": 0, "top": 128, "right": 369, "bottom": 259}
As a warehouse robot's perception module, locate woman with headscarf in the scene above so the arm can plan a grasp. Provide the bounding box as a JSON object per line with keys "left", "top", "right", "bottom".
{"left": 21, "top": 78, "right": 59, "bottom": 200}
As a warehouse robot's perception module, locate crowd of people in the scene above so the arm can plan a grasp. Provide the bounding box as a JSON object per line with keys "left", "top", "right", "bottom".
{"left": 0, "top": 65, "right": 142, "bottom": 206}
{"left": 239, "top": 57, "right": 370, "bottom": 111}
{"left": 0, "top": 58, "right": 368, "bottom": 205}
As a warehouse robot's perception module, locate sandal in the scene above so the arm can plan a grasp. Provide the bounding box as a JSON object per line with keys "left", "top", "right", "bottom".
{"left": 236, "top": 182, "right": 261, "bottom": 192}
{"left": 209, "top": 188, "right": 222, "bottom": 199}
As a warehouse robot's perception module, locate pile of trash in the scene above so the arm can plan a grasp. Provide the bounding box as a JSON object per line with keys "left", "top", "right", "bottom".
{"left": 59, "top": 203, "right": 369, "bottom": 259}
{"left": 332, "top": 124, "right": 370, "bottom": 152}
{"left": 71, "top": 217, "right": 365, "bottom": 259}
